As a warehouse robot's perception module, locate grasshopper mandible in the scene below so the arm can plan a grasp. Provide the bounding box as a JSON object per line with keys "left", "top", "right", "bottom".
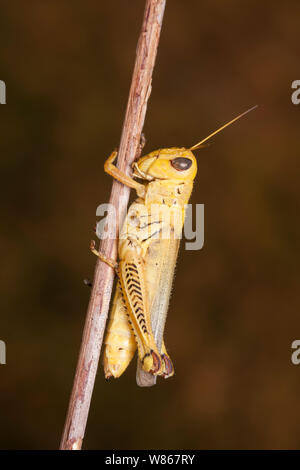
{"left": 91, "top": 106, "right": 257, "bottom": 381}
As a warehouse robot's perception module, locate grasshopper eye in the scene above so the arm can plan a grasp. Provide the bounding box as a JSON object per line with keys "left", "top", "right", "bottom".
{"left": 171, "top": 157, "right": 192, "bottom": 171}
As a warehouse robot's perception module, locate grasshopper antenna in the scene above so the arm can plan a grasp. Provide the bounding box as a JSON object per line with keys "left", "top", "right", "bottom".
{"left": 189, "top": 105, "right": 258, "bottom": 151}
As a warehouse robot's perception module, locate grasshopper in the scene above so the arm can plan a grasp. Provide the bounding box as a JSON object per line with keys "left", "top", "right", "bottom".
{"left": 91, "top": 106, "right": 257, "bottom": 381}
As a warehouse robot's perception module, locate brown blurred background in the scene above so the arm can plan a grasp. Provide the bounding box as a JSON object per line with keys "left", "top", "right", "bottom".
{"left": 0, "top": 0, "right": 300, "bottom": 449}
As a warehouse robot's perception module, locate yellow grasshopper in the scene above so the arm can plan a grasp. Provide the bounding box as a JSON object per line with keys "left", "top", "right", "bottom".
{"left": 91, "top": 106, "right": 257, "bottom": 381}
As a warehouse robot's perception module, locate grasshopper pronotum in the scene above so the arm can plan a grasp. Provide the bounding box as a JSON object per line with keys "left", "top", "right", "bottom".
{"left": 91, "top": 106, "right": 257, "bottom": 382}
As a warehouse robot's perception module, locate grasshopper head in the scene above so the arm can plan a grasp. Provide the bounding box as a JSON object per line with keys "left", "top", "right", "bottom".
{"left": 132, "top": 107, "right": 258, "bottom": 184}
{"left": 132, "top": 148, "right": 197, "bottom": 182}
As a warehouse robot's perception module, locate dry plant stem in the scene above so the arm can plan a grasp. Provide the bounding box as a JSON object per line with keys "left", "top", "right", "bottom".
{"left": 60, "top": 0, "right": 167, "bottom": 451}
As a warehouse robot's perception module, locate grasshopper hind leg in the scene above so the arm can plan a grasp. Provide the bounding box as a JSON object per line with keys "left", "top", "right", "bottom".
{"left": 119, "top": 256, "right": 165, "bottom": 376}
{"left": 141, "top": 350, "right": 162, "bottom": 376}
{"left": 161, "top": 341, "right": 174, "bottom": 378}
